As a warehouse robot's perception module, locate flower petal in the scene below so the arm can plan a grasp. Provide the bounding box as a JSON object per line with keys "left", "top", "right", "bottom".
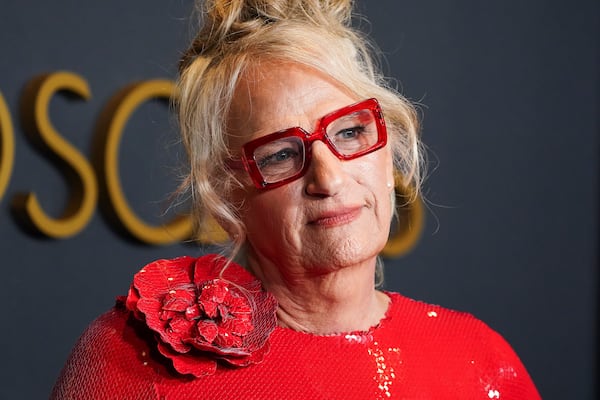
{"left": 124, "top": 287, "right": 144, "bottom": 320}
{"left": 200, "top": 299, "right": 218, "bottom": 319}
{"left": 196, "top": 320, "right": 218, "bottom": 343}
{"left": 222, "top": 318, "right": 253, "bottom": 336}
{"left": 221, "top": 340, "right": 271, "bottom": 367}
{"left": 157, "top": 342, "right": 217, "bottom": 378}
{"left": 137, "top": 298, "right": 190, "bottom": 353}
{"left": 185, "top": 304, "right": 200, "bottom": 320}
{"left": 169, "top": 316, "right": 195, "bottom": 337}
{"left": 188, "top": 340, "right": 251, "bottom": 357}
{"left": 192, "top": 255, "right": 257, "bottom": 286}
{"left": 133, "top": 257, "right": 196, "bottom": 300}
{"left": 162, "top": 287, "right": 196, "bottom": 312}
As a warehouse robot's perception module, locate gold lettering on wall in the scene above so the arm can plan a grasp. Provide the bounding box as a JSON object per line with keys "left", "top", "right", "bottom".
{"left": 14, "top": 72, "right": 98, "bottom": 238}
{"left": 381, "top": 178, "right": 424, "bottom": 257}
{"left": 96, "top": 80, "right": 192, "bottom": 245}
{"left": 4, "top": 71, "right": 423, "bottom": 256}
{"left": 0, "top": 91, "right": 15, "bottom": 201}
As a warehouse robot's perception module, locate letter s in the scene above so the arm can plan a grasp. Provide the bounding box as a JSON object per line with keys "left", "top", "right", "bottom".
{"left": 15, "top": 72, "right": 98, "bottom": 238}
{"left": 96, "top": 80, "right": 192, "bottom": 245}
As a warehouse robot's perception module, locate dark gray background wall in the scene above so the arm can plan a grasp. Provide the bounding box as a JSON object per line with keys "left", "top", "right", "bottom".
{"left": 0, "top": 1, "right": 597, "bottom": 399}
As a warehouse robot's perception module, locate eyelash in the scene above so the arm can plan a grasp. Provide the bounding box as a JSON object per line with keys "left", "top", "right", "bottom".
{"left": 257, "top": 147, "right": 300, "bottom": 168}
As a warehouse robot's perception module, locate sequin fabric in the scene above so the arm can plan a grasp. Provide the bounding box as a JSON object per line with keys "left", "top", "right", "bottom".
{"left": 51, "top": 292, "right": 541, "bottom": 399}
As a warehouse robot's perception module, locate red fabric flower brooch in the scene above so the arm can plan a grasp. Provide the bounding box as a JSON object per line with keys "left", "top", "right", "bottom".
{"left": 125, "top": 254, "right": 278, "bottom": 377}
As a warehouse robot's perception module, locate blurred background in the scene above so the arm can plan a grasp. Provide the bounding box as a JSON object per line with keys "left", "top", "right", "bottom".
{"left": 0, "top": 0, "right": 597, "bottom": 398}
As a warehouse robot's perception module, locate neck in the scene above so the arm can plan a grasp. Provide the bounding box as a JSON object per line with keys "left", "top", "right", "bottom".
{"left": 246, "top": 252, "right": 390, "bottom": 335}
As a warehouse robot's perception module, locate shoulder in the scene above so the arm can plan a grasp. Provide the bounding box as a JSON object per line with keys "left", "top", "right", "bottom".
{"left": 69, "top": 304, "right": 154, "bottom": 363}
{"left": 383, "top": 292, "right": 541, "bottom": 399}
{"left": 384, "top": 291, "right": 488, "bottom": 331}
{"left": 51, "top": 303, "right": 165, "bottom": 399}
{"left": 385, "top": 291, "right": 519, "bottom": 353}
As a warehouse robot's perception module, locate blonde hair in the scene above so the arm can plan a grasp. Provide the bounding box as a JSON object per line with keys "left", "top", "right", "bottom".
{"left": 176, "top": 0, "right": 422, "bottom": 261}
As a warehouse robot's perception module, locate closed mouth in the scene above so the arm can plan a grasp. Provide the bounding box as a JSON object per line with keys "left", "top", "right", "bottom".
{"left": 308, "top": 206, "right": 363, "bottom": 227}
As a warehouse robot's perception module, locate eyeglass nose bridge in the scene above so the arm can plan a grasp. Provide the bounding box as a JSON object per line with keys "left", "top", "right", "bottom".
{"left": 300, "top": 125, "right": 345, "bottom": 162}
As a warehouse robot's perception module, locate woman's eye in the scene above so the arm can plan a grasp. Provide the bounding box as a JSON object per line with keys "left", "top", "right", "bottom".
{"left": 337, "top": 126, "right": 366, "bottom": 139}
{"left": 258, "top": 148, "right": 299, "bottom": 168}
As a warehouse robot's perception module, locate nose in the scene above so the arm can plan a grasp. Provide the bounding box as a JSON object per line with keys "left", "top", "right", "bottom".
{"left": 304, "top": 141, "right": 345, "bottom": 197}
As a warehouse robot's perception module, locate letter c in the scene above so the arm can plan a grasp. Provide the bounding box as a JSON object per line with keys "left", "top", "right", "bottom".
{"left": 97, "top": 80, "right": 192, "bottom": 245}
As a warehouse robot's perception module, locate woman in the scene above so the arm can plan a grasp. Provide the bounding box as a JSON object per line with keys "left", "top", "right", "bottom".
{"left": 51, "top": 0, "right": 541, "bottom": 398}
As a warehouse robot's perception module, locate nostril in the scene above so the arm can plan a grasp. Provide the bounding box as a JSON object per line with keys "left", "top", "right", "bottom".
{"left": 303, "top": 142, "right": 345, "bottom": 197}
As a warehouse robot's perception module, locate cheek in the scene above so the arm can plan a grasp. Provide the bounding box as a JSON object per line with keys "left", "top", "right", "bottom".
{"left": 379, "top": 144, "right": 395, "bottom": 186}
{"left": 242, "top": 188, "right": 298, "bottom": 236}
{"left": 358, "top": 152, "right": 395, "bottom": 221}
{"left": 357, "top": 150, "right": 393, "bottom": 192}
{"left": 242, "top": 197, "right": 270, "bottom": 232}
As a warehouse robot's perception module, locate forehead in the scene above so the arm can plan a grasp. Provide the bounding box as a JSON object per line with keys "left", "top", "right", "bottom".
{"left": 227, "top": 62, "right": 358, "bottom": 148}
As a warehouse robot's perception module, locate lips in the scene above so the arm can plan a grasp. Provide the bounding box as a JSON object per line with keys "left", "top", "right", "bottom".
{"left": 308, "top": 206, "right": 363, "bottom": 227}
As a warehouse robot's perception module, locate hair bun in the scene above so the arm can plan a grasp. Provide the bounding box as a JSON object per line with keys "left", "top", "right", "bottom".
{"left": 181, "top": 0, "right": 353, "bottom": 70}
{"left": 206, "top": 0, "right": 353, "bottom": 27}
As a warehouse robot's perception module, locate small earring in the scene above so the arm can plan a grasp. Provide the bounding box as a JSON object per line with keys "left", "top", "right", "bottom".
{"left": 386, "top": 182, "right": 393, "bottom": 189}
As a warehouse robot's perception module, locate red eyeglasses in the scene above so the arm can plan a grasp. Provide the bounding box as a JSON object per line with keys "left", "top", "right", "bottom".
{"left": 228, "top": 98, "right": 387, "bottom": 190}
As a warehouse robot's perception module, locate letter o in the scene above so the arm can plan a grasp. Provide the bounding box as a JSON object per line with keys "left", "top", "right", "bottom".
{"left": 0, "top": 91, "right": 15, "bottom": 201}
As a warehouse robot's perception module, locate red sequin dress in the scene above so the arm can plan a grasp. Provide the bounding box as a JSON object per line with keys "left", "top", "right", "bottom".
{"left": 51, "top": 291, "right": 540, "bottom": 399}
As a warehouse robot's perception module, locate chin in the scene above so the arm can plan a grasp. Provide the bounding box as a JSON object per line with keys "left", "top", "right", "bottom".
{"left": 309, "top": 236, "right": 384, "bottom": 270}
